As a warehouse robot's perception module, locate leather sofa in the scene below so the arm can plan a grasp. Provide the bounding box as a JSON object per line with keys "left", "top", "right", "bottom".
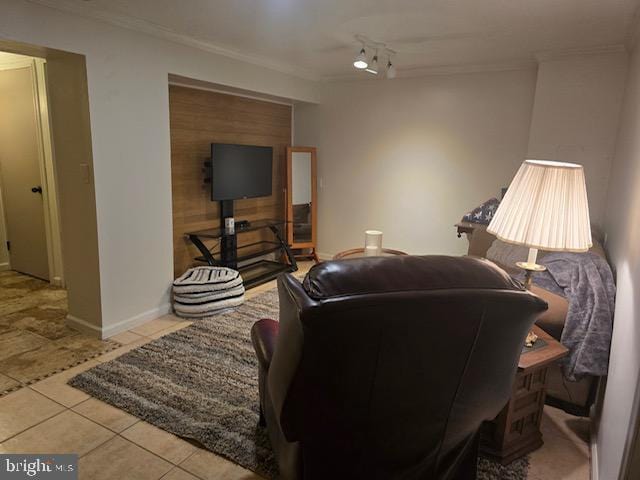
{"left": 466, "top": 225, "right": 600, "bottom": 415}
{"left": 251, "top": 255, "right": 547, "bottom": 479}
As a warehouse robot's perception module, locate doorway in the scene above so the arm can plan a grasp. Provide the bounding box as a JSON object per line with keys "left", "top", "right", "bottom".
{"left": 0, "top": 52, "right": 63, "bottom": 284}
{"left": 0, "top": 49, "right": 117, "bottom": 396}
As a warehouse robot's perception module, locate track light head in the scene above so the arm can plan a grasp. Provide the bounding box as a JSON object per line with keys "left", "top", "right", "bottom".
{"left": 386, "top": 59, "right": 396, "bottom": 79}
{"left": 365, "top": 54, "right": 379, "bottom": 75}
{"left": 353, "top": 48, "right": 368, "bottom": 69}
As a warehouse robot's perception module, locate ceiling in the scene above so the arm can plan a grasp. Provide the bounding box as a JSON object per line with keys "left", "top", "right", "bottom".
{"left": 35, "top": 0, "right": 640, "bottom": 79}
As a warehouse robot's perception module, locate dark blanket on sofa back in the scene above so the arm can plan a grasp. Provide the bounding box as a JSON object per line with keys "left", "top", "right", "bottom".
{"left": 530, "top": 251, "right": 616, "bottom": 381}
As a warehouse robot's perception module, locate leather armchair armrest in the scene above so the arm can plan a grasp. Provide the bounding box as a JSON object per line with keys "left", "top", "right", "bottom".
{"left": 251, "top": 319, "right": 279, "bottom": 370}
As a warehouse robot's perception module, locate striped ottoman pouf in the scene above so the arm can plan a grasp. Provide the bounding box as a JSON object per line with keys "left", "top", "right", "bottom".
{"left": 173, "top": 266, "right": 245, "bottom": 318}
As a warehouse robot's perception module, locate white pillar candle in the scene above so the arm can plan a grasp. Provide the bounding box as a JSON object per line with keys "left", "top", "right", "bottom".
{"left": 364, "top": 230, "right": 383, "bottom": 256}
{"left": 364, "top": 245, "right": 380, "bottom": 257}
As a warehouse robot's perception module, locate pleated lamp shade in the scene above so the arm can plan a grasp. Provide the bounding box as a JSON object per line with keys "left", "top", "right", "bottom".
{"left": 487, "top": 160, "right": 592, "bottom": 252}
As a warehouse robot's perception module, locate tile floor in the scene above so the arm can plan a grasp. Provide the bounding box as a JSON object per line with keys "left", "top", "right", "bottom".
{"left": 0, "top": 263, "right": 591, "bottom": 479}
{"left": 0, "top": 271, "right": 119, "bottom": 395}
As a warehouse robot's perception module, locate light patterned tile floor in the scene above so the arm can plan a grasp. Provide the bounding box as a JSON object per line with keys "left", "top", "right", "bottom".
{"left": 0, "top": 262, "right": 590, "bottom": 479}
{"left": 0, "top": 271, "right": 118, "bottom": 394}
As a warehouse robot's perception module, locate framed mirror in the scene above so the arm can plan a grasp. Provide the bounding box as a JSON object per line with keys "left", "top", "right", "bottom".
{"left": 286, "top": 146, "right": 318, "bottom": 263}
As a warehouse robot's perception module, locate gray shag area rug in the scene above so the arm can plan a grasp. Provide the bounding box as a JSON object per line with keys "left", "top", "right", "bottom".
{"left": 69, "top": 285, "right": 529, "bottom": 480}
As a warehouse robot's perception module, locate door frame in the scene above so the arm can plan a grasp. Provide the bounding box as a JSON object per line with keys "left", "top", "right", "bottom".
{"left": 0, "top": 54, "right": 64, "bottom": 285}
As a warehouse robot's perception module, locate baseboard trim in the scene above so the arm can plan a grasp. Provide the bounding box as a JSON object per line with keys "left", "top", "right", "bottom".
{"left": 67, "top": 303, "right": 172, "bottom": 340}
{"left": 591, "top": 432, "right": 599, "bottom": 480}
{"left": 101, "top": 304, "right": 172, "bottom": 339}
{"left": 0, "top": 262, "right": 10, "bottom": 272}
{"left": 316, "top": 251, "right": 334, "bottom": 261}
{"left": 66, "top": 314, "right": 102, "bottom": 338}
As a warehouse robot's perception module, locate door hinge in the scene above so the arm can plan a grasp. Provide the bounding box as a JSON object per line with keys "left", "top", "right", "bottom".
{"left": 6, "top": 241, "right": 9, "bottom": 251}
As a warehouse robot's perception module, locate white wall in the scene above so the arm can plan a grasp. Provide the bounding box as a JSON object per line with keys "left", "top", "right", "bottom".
{"left": 597, "top": 36, "right": 640, "bottom": 480}
{"left": 295, "top": 69, "right": 537, "bottom": 257}
{"left": 0, "top": 0, "right": 318, "bottom": 335}
{"left": 527, "top": 52, "right": 628, "bottom": 230}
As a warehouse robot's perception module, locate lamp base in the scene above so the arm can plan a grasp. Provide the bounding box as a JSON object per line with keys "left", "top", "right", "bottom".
{"left": 516, "top": 261, "right": 547, "bottom": 290}
{"left": 516, "top": 261, "right": 547, "bottom": 348}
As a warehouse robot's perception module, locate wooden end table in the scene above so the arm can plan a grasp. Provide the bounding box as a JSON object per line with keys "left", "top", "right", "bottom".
{"left": 480, "top": 325, "right": 569, "bottom": 464}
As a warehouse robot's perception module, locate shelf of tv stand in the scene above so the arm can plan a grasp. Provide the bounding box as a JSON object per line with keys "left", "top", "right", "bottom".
{"left": 186, "top": 219, "right": 297, "bottom": 289}
{"left": 187, "top": 219, "right": 288, "bottom": 239}
{"left": 240, "top": 260, "right": 293, "bottom": 288}
{"left": 194, "top": 240, "right": 282, "bottom": 264}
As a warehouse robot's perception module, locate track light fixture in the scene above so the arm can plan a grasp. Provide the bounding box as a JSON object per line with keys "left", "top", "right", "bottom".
{"left": 352, "top": 35, "right": 397, "bottom": 79}
{"left": 353, "top": 47, "right": 368, "bottom": 69}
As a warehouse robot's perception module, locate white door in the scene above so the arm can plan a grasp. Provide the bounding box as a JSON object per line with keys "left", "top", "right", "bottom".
{"left": 0, "top": 65, "right": 49, "bottom": 280}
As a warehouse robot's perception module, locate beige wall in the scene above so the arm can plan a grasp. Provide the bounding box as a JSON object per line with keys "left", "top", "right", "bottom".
{"left": 597, "top": 36, "right": 640, "bottom": 480}
{"left": 294, "top": 69, "right": 538, "bottom": 257}
{"left": 295, "top": 53, "right": 627, "bottom": 259}
{"left": 527, "top": 52, "right": 628, "bottom": 230}
{"left": 44, "top": 50, "right": 103, "bottom": 331}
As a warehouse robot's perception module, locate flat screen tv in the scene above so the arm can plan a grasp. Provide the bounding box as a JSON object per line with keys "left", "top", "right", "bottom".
{"left": 210, "top": 143, "right": 273, "bottom": 201}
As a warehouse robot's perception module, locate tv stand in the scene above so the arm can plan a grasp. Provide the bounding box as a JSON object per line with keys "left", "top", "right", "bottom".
{"left": 186, "top": 207, "right": 297, "bottom": 288}
{"left": 219, "top": 200, "right": 236, "bottom": 268}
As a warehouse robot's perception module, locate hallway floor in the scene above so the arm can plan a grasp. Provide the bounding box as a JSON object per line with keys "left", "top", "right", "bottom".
{"left": 0, "top": 270, "right": 119, "bottom": 396}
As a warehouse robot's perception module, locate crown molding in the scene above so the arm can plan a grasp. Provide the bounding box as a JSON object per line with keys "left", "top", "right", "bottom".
{"left": 27, "top": 0, "right": 320, "bottom": 81}
{"left": 398, "top": 59, "right": 537, "bottom": 77}
{"left": 25, "top": 1, "right": 631, "bottom": 84}
{"left": 327, "top": 43, "right": 625, "bottom": 82}
{"left": 534, "top": 44, "right": 627, "bottom": 62}
{"left": 321, "top": 59, "right": 536, "bottom": 82}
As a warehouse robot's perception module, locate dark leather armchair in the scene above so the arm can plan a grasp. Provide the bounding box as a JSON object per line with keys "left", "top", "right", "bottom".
{"left": 251, "top": 255, "right": 547, "bottom": 480}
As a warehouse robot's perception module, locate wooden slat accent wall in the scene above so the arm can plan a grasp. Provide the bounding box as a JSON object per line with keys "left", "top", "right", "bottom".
{"left": 169, "top": 85, "right": 292, "bottom": 277}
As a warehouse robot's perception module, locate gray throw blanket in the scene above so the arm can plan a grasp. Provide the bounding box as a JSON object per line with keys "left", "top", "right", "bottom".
{"left": 530, "top": 252, "right": 616, "bottom": 381}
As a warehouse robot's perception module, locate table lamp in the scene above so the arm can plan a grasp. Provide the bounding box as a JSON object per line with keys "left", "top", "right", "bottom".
{"left": 487, "top": 159, "right": 592, "bottom": 289}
